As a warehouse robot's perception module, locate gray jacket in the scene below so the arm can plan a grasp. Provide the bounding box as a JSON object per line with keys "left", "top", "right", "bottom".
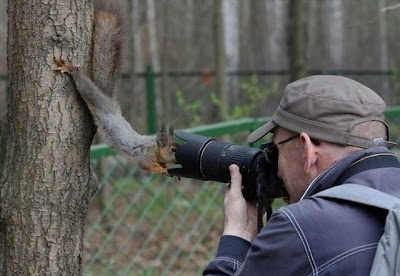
{"left": 203, "top": 147, "right": 400, "bottom": 275}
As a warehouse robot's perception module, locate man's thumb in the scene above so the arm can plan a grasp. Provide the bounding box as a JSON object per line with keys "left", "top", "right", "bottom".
{"left": 229, "top": 164, "right": 242, "bottom": 194}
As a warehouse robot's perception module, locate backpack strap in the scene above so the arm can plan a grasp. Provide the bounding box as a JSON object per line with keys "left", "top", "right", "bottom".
{"left": 314, "top": 184, "right": 400, "bottom": 211}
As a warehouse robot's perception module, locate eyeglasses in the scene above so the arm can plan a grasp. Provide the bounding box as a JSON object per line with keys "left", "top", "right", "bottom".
{"left": 260, "top": 134, "right": 300, "bottom": 164}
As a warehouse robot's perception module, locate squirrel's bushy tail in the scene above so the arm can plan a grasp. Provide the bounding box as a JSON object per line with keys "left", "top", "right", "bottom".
{"left": 93, "top": 0, "right": 124, "bottom": 98}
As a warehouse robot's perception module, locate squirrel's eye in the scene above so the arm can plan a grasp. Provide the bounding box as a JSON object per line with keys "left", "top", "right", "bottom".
{"left": 171, "top": 147, "right": 177, "bottom": 153}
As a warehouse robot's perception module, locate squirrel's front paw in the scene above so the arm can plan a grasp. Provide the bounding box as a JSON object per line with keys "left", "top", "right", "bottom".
{"left": 140, "top": 162, "right": 169, "bottom": 176}
{"left": 53, "top": 57, "right": 80, "bottom": 75}
{"left": 53, "top": 57, "right": 70, "bottom": 74}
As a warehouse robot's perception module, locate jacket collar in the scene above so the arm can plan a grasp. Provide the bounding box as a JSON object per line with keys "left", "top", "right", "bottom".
{"left": 300, "top": 147, "right": 399, "bottom": 200}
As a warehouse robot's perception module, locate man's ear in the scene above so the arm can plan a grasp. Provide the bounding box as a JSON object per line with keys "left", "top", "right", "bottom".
{"left": 299, "top": 132, "right": 317, "bottom": 175}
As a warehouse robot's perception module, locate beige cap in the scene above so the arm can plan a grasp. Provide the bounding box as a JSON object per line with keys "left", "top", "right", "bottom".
{"left": 248, "top": 75, "right": 394, "bottom": 148}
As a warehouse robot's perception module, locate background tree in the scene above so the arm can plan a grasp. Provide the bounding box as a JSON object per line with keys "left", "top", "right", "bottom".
{"left": 378, "top": 0, "right": 390, "bottom": 102}
{"left": 146, "top": 0, "right": 162, "bottom": 122}
{"left": 0, "top": 0, "right": 96, "bottom": 274}
{"left": 223, "top": 0, "right": 240, "bottom": 105}
{"left": 214, "top": 0, "right": 228, "bottom": 121}
{"left": 288, "top": 0, "right": 306, "bottom": 82}
{"left": 161, "top": 0, "right": 172, "bottom": 122}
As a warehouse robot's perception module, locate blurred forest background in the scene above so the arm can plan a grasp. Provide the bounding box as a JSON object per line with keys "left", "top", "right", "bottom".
{"left": 1, "top": 0, "right": 400, "bottom": 132}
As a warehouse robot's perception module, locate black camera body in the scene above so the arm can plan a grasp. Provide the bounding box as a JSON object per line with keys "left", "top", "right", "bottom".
{"left": 168, "top": 131, "right": 288, "bottom": 200}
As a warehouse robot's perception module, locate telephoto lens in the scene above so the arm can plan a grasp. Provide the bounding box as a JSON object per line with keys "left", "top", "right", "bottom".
{"left": 168, "top": 131, "right": 288, "bottom": 199}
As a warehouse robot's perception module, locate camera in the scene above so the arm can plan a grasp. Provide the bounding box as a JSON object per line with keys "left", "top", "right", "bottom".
{"left": 168, "top": 131, "right": 288, "bottom": 200}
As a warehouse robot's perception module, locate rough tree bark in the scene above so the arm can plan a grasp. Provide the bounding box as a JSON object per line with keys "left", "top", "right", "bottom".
{"left": 0, "top": 0, "right": 7, "bottom": 115}
{"left": 0, "top": 0, "right": 97, "bottom": 275}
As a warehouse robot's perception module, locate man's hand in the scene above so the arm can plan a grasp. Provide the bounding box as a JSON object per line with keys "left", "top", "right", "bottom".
{"left": 223, "top": 164, "right": 258, "bottom": 242}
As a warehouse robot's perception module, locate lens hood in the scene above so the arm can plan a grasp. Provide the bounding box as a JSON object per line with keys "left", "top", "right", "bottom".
{"left": 167, "top": 131, "right": 215, "bottom": 180}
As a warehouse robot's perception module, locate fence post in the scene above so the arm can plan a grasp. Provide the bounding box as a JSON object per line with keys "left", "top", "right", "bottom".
{"left": 146, "top": 64, "right": 156, "bottom": 134}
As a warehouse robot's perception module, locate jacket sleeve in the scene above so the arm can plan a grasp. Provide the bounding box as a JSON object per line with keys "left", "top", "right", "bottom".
{"left": 203, "top": 235, "right": 251, "bottom": 275}
{"left": 203, "top": 209, "right": 312, "bottom": 275}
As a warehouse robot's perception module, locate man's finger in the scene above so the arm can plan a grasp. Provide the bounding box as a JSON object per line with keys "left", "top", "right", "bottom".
{"left": 229, "top": 164, "right": 243, "bottom": 195}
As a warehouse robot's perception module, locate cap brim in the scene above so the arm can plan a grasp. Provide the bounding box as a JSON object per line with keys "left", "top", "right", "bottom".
{"left": 247, "top": 120, "right": 276, "bottom": 143}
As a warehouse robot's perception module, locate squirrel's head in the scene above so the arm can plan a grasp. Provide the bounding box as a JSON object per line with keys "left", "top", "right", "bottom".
{"left": 156, "top": 124, "right": 178, "bottom": 163}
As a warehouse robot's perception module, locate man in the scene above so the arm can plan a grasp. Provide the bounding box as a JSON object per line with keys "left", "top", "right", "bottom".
{"left": 203, "top": 75, "right": 400, "bottom": 275}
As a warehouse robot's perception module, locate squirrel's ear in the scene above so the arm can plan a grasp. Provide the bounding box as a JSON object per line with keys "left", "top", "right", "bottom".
{"left": 168, "top": 126, "right": 174, "bottom": 142}
{"left": 160, "top": 123, "right": 166, "bottom": 133}
{"left": 157, "top": 123, "right": 167, "bottom": 147}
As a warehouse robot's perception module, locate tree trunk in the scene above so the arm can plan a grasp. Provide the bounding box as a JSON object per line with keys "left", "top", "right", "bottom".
{"left": 129, "top": 0, "right": 146, "bottom": 129}
{"left": 326, "top": 0, "right": 344, "bottom": 69}
{"left": 238, "top": 0, "right": 250, "bottom": 69}
{"left": 223, "top": 0, "right": 240, "bottom": 106}
{"left": 146, "top": 0, "right": 162, "bottom": 129}
{"left": 248, "top": 1, "right": 267, "bottom": 69}
{"left": 288, "top": 0, "right": 306, "bottom": 82}
{"left": 161, "top": 0, "right": 172, "bottom": 123}
{"left": 266, "top": 0, "right": 286, "bottom": 70}
{"left": 214, "top": 0, "right": 228, "bottom": 121}
{"left": 0, "top": 0, "right": 96, "bottom": 275}
{"left": 378, "top": 0, "right": 390, "bottom": 103}
{"left": 0, "top": 0, "right": 7, "bottom": 116}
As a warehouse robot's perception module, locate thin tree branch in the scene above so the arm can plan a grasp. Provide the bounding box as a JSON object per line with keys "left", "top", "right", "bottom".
{"left": 347, "top": 2, "right": 400, "bottom": 29}
{"left": 381, "top": 3, "right": 400, "bottom": 13}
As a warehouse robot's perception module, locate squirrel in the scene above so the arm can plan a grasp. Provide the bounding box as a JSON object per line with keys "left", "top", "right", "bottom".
{"left": 53, "top": 1, "right": 178, "bottom": 175}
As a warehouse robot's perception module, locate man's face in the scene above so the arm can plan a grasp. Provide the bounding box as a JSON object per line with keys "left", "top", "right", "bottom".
{"left": 273, "top": 128, "right": 309, "bottom": 203}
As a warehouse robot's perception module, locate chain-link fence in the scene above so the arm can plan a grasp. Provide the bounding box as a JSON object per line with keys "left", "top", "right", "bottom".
{"left": 83, "top": 160, "right": 224, "bottom": 275}
{"left": 83, "top": 109, "right": 400, "bottom": 276}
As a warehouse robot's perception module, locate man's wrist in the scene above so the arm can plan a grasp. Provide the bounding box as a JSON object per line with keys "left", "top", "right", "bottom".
{"left": 223, "top": 228, "right": 256, "bottom": 242}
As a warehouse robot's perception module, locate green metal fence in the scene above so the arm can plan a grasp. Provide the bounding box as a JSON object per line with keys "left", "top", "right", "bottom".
{"left": 83, "top": 107, "right": 400, "bottom": 276}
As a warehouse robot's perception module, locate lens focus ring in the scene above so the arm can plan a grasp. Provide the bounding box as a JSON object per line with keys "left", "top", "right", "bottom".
{"left": 200, "top": 140, "right": 229, "bottom": 181}
{"left": 200, "top": 141, "right": 250, "bottom": 182}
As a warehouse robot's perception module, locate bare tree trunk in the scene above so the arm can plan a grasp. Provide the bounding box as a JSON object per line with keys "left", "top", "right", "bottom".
{"left": 266, "top": 0, "right": 286, "bottom": 70}
{"left": 0, "top": 0, "right": 7, "bottom": 116}
{"left": 288, "top": 0, "right": 306, "bottom": 81}
{"left": 214, "top": 0, "right": 228, "bottom": 121}
{"left": 326, "top": 0, "right": 344, "bottom": 68}
{"left": 0, "top": 0, "right": 96, "bottom": 275}
{"left": 223, "top": 0, "right": 240, "bottom": 106}
{"left": 134, "top": 0, "right": 144, "bottom": 73}
{"left": 248, "top": 1, "right": 268, "bottom": 69}
{"left": 128, "top": 0, "right": 146, "bottom": 130}
{"left": 161, "top": 0, "right": 171, "bottom": 123}
{"left": 378, "top": 0, "right": 390, "bottom": 103}
{"left": 239, "top": 0, "right": 250, "bottom": 69}
{"left": 146, "top": 0, "right": 162, "bottom": 128}
{"left": 146, "top": 0, "right": 160, "bottom": 72}
{"left": 306, "top": 0, "right": 319, "bottom": 70}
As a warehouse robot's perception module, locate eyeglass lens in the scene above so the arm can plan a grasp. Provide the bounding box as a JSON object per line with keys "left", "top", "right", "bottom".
{"left": 260, "top": 134, "right": 299, "bottom": 164}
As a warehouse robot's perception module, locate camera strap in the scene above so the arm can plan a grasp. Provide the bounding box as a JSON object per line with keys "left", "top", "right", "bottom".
{"left": 257, "top": 180, "right": 273, "bottom": 233}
